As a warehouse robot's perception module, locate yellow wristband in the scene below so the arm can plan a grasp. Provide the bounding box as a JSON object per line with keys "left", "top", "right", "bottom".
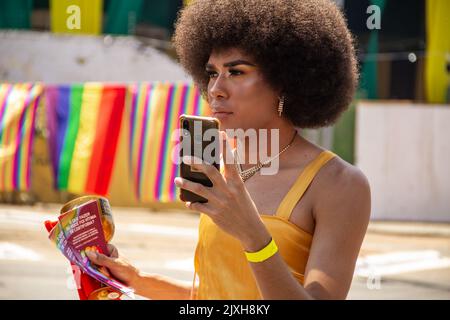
{"left": 244, "top": 238, "right": 278, "bottom": 263}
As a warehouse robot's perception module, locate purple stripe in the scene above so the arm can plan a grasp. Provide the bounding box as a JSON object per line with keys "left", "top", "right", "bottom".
{"left": 136, "top": 84, "right": 152, "bottom": 199}
{"left": 128, "top": 84, "right": 138, "bottom": 175}
{"left": 53, "top": 86, "right": 71, "bottom": 188}
{"left": 169, "top": 84, "right": 188, "bottom": 200}
{"left": 154, "top": 84, "right": 175, "bottom": 200}
{"left": 44, "top": 86, "right": 60, "bottom": 186}
{"left": 26, "top": 92, "right": 41, "bottom": 189}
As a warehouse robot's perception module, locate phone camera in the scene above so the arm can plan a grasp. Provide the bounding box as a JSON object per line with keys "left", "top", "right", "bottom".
{"left": 182, "top": 120, "right": 189, "bottom": 136}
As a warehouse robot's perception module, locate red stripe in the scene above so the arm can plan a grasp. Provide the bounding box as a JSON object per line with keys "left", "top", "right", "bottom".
{"left": 84, "top": 87, "right": 108, "bottom": 193}
{"left": 85, "top": 86, "right": 126, "bottom": 195}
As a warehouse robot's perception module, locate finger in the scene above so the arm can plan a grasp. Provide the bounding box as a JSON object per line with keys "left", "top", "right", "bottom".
{"left": 107, "top": 244, "right": 119, "bottom": 258}
{"left": 182, "top": 155, "right": 226, "bottom": 189}
{"left": 186, "top": 201, "right": 216, "bottom": 217}
{"left": 99, "top": 266, "right": 111, "bottom": 277}
{"left": 220, "top": 131, "right": 241, "bottom": 180}
{"left": 86, "top": 250, "right": 115, "bottom": 268}
{"left": 174, "top": 177, "right": 218, "bottom": 203}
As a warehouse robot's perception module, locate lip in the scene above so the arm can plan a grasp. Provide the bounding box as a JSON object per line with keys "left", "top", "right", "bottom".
{"left": 212, "top": 111, "right": 234, "bottom": 118}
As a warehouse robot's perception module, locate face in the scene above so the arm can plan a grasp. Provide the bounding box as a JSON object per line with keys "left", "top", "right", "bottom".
{"left": 206, "top": 48, "right": 280, "bottom": 131}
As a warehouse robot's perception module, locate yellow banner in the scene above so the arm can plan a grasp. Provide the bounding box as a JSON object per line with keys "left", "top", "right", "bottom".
{"left": 50, "top": 0, "right": 103, "bottom": 35}
{"left": 425, "top": 0, "right": 450, "bottom": 103}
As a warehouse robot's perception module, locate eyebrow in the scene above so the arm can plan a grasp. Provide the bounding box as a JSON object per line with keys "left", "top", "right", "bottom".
{"left": 206, "top": 59, "right": 256, "bottom": 69}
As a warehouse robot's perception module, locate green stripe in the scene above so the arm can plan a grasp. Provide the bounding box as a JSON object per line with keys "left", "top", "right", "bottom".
{"left": 58, "top": 85, "right": 83, "bottom": 189}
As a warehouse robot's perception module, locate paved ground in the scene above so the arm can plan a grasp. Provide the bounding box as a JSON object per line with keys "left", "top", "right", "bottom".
{"left": 0, "top": 204, "right": 449, "bottom": 300}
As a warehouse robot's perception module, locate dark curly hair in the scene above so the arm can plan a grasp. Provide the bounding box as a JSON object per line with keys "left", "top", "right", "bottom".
{"left": 173, "top": 0, "right": 358, "bottom": 128}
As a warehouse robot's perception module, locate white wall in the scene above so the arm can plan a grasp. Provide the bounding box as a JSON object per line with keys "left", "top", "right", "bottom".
{"left": 0, "top": 30, "right": 190, "bottom": 83}
{"left": 356, "top": 101, "right": 450, "bottom": 222}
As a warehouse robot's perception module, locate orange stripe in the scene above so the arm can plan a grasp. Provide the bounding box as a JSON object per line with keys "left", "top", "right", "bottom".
{"left": 2, "top": 84, "right": 29, "bottom": 191}
{"left": 85, "top": 85, "right": 125, "bottom": 194}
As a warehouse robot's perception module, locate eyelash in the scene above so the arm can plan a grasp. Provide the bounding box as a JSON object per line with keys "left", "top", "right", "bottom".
{"left": 206, "top": 69, "right": 243, "bottom": 78}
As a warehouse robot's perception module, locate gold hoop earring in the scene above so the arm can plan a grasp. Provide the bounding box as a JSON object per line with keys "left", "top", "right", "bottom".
{"left": 278, "top": 96, "right": 284, "bottom": 117}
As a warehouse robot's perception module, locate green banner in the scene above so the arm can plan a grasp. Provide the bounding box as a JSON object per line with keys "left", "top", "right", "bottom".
{"left": 0, "top": 0, "right": 33, "bottom": 29}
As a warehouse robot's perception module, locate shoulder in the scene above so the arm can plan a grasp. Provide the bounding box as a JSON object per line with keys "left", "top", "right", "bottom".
{"left": 320, "top": 154, "right": 370, "bottom": 196}
{"left": 311, "top": 152, "right": 371, "bottom": 223}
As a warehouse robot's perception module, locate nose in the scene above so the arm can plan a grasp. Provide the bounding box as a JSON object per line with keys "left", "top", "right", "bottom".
{"left": 208, "top": 74, "right": 228, "bottom": 100}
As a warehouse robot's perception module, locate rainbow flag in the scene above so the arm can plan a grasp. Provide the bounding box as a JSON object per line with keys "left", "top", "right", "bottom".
{"left": 0, "top": 83, "right": 43, "bottom": 192}
{"left": 128, "top": 82, "right": 209, "bottom": 202}
{"left": 45, "top": 83, "right": 126, "bottom": 196}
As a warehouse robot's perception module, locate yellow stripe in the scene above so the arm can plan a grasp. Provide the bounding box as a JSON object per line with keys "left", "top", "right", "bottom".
{"left": 5, "top": 85, "right": 27, "bottom": 190}
{"left": 200, "top": 95, "right": 211, "bottom": 116}
{"left": 67, "top": 83, "right": 102, "bottom": 193}
{"left": 0, "top": 84, "right": 10, "bottom": 105}
{"left": 0, "top": 84, "right": 13, "bottom": 190}
{"left": 187, "top": 85, "right": 197, "bottom": 115}
{"left": 143, "top": 82, "right": 170, "bottom": 202}
{"left": 2, "top": 84, "right": 28, "bottom": 191}
{"left": 20, "top": 84, "right": 42, "bottom": 189}
{"left": 20, "top": 102, "right": 32, "bottom": 189}
{"left": 160, "top": 83, "right": 183, "bottom": 202}
{"left": 19, "top": 86, "right": 39, "bottom": 189}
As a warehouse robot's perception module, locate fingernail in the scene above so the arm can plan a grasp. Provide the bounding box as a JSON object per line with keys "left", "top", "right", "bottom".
{"left": 174, "top": 177, "right": 182, "bottom": 185}
{"left": 182, "top": 156, "right": 191, "bottom": 164}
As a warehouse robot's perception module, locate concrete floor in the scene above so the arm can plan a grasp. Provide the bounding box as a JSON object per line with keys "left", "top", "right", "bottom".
{"left": 0, "top": 204, "right": 449, "bottom": 300}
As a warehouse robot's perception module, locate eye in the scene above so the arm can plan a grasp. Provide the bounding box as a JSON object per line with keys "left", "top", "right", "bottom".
{"left": 229, "top": 69, "right": 243, "bottom": 76}
{"left": 206, "top": 70, "right": 218, "bottom": 78}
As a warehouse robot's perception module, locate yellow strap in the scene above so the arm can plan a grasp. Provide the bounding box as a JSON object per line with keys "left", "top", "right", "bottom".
{"left": 275, "top": 150, "right": 336, "bottom": 220}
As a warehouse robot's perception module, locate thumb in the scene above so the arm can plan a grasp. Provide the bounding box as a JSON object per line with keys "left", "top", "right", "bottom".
{"left": 86, "top": 250, "right": 114, "bottom": 268}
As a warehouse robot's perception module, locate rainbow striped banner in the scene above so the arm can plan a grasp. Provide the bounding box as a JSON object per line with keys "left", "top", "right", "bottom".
{"left": 0, "top": 83, "right": 43, "bottom": 192}
{"left": 45, "top": 83, "right": 126, "bottom": 196}
{"left": 128, "top": 82, "right": 209, "bottom": 202}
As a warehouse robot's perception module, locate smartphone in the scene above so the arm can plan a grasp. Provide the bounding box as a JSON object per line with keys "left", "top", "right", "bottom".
{"left": 179, "top": 114, "right": 220, "bottom": 203}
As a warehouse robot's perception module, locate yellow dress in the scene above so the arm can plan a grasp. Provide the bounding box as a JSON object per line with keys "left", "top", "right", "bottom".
{"left": 191, "top": 150, "right": 336, "bottom": 299}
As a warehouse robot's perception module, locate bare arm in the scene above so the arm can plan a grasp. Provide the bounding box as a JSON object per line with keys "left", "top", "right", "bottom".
{"left": 302, "top": 166, "right": 371, "bottom": 299}
{"left": 243, "top": 165, "right": 371, "bottom": 299}
{"left": 131, "top": 272, "right": 195, "bottom": 300}
{"left": 87, "top": 245, "right": 196, "bottom": 300}
{"left": 175, "top": 133, "right": 371, "bottom": 300}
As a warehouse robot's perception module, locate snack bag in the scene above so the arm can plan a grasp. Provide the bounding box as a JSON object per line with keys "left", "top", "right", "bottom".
{"left": 45, "top": 196, "right": 134, "bottom": 300}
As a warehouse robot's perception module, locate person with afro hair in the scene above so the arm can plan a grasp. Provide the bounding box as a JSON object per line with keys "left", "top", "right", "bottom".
{"left": 88, "top": 0, "right": 371, "bottom": 300}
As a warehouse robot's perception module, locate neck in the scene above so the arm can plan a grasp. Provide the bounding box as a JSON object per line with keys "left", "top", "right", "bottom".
{"left": 234, "top": 122, "right": 297, "bottom": 171}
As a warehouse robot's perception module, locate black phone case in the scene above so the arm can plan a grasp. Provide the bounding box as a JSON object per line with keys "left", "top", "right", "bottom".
{"left": 179, "top": 115, "right": 220, "bottom": 203}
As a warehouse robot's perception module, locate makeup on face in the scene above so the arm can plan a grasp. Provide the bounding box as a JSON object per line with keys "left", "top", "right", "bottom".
{"left": 206, "top": 49, "right": 279, "bottom": 130}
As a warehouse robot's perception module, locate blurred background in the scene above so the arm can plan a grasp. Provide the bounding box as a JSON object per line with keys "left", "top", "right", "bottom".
{"left": 0, "top": 0, "right": 449, "bottom": 299}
